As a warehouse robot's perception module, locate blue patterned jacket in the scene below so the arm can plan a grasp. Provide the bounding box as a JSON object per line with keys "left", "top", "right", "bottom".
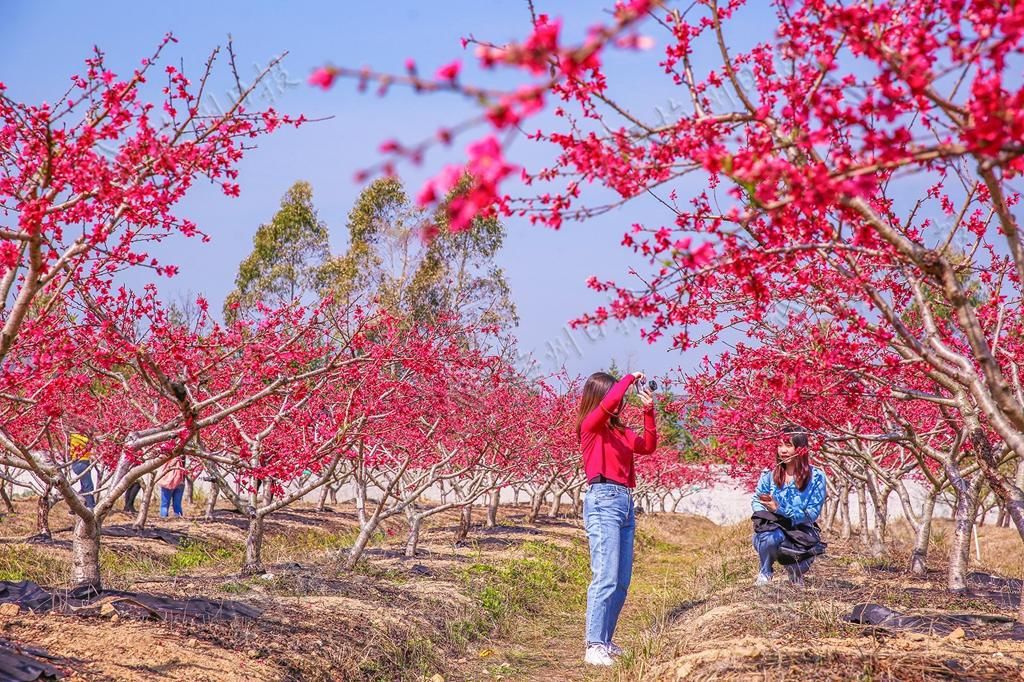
{"left": 751, "top": 466, "right": 827, "bottom": 526}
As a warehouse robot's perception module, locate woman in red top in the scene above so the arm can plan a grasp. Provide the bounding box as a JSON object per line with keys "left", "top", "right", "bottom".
{"left": 577, "top": 371, "right": 657, "bottom": 666}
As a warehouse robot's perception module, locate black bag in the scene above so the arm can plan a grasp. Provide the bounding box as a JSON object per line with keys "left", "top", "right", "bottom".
{"left": 752, "top": 510, "right": 827, "bottom": 564}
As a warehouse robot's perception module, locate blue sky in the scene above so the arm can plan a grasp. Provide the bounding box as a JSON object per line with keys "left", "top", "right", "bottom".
{"left": 1, "top": 1, "right": 765, "bottom": 380}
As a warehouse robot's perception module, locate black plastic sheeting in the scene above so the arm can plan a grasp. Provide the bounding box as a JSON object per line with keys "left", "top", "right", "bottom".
{"left": 965, "top": 571, "right": 1023, "bottom": 609}
{"left": 0, "top": 581, "right": 260, "bottom": 623}
{"left": 103, "top": 524, "right": 189, "bottom": 546}
{"left": 0, "top": 639, "right": 62, "bottom": 682}
{"left": 846, "top": 603, "right": 1024, "bottom": 640}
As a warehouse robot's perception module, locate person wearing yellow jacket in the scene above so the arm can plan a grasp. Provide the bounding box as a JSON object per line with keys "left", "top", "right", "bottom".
{"left": 69, "top": 431, "right": 96, "bottom": 509}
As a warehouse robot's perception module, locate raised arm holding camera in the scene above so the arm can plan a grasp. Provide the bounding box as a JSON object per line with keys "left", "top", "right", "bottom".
{"left": 577, "top": 370, "right": 658, "bottom": 667}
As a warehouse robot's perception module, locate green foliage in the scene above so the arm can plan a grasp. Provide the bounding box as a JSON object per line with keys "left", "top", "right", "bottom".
{"left": 319, "top": 176, "right": 517, "bottom": 328}
{"left": 316, "top": 177, "right": 409, "bottom": 307}
{"left": 225, "top": 180, "right": 330, "bottom": 321}
{"left": 226, "top": 175, "right": 516, "bottom": 336}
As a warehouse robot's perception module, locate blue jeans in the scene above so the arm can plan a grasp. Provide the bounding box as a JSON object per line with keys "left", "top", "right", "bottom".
{"left": 584, "top": 483, "right": 635, "bottom": 645}
{"left": 753, "top": 529, "right": 813, "bottom": 578}
{"left": 160, "top": 485, "right": 185, "bottom": 517}
{"left": 71, "top": 460, "right": 95, "bottom": 509}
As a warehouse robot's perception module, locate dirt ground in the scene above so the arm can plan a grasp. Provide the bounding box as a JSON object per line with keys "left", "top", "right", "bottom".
{"left": 643, "top": 529, "right": 1024, "bottom": 681}
{"left": 1, "top": 498, "right": 1023, "bottom": 681}
{"left": 0, "top": 498, "right": 587, "bottom": 681}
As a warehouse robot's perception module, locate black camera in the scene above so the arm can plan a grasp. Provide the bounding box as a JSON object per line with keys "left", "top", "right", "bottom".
{"left": 635, "top": 379, "right": 658, "bottom": 394}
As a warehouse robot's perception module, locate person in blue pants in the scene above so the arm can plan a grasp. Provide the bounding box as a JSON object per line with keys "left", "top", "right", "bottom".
{"left": 158, "top": 458, "right": 188, "bottom": 518}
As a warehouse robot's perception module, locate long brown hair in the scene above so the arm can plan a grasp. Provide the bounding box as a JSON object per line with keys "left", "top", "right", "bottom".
{"left": 773, "top": 424, "right": 811, "bottom": 490}
{"left": 576, "top": 372, "right": 624, "bottom": 438}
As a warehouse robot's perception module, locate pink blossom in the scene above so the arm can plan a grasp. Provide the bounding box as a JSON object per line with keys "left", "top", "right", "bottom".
{"left": 435, "top": 60, "right": 461, "bottom": 82}
{"left": 308, "top": 67, "right": 336, "bottom": 90}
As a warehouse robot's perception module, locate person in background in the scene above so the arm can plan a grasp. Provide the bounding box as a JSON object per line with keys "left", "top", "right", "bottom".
{"left": 751, "top": 425, "right": 828, "bottom": 587}
{"left": 577, "top": 371, "right": 658, "bottom": 667}
{"left": 69, "top": 431, "right": 95, "bottom": 510}
{"left": 158, "top": 457, "right": 188, "bottom": 519}
{"left": 111, "top": 449, "right": 143, "bottom": 515}
{"left": 123, "top": 480, "right": 142, "bottom": 514}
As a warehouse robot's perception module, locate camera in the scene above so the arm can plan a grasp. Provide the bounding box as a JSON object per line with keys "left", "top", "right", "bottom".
{"left": 635, "top": 379, "right": 658, "bottom": 394}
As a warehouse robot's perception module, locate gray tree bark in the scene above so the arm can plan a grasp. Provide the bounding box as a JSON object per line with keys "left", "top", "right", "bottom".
{"left": 241, "top": 513, "right": 266, "bottom": 575}
{"left": 71, "top": 516, "right": 102, "bottom": 589}
{"left": 909, "top": 490, "right": 938, "bottom": 576}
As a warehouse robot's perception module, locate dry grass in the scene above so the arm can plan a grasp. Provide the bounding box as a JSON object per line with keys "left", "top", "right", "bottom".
{"left": 0, "top": 542, "right": 70, "bottom": 584}
{"left": 640, "top": 521, "right": 1024, "bottom": 682}
{"left": 3, "top": 498, "right": 1024, "bottom": 681}
{"left": 0, "top": 498, "right": 600, "bottom": 681}
{"left": 888, "top": 518, "right": 1024, "bottom": 580}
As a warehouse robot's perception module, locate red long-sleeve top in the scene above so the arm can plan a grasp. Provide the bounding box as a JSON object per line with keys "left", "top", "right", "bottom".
{"left": 580, "top": 374, "right": 658, "bottom": 488}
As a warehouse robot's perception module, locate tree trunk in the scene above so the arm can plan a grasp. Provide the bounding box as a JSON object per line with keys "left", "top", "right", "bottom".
{"left": 455, "top": 504, "right": 473, "bottom": 544}
{"left": 909, "top": 490, "right": 937, "bottom": 576}
{"left": 71, "top": 516, "right": 102, "bottom": 590}
{"left": 528, "top": 481, "right": 553, "bottom": 524}
{"left": 947, "top": 473, "right": 980, "bottom": 592}
{"left": 204, "top": 483, "right": 219, "bottom": 521}
{"left": 185, "top": 477, "right": 195, "bottom": 504}
{"left": 855, "top": 483, "right": 869, "bottom": 544}
{"left": 316, "top": 482, "right": 330, "bottom": 512}
{"left": 869, "top": 488, "right": 890, "bottom": 557}
{"left": 241, "top": 514, "right": 265, "bottom": 575}
{"left": 405, "top": 515, "right": 423, "bottom": 558}
{"left": 354, "top": 479, "right": 368, "bottom": 528}
{"left": 825, "top": 495, "right": 839, "bottom": 534}
{"left": 0, "top": 483, "right": 14, "bottom": 513}
{"left": 345, "top": 514, "right": 381, "bottom": 570}
{"left": 486, "top": 489, "right": 500, "bottom": 528}
{"left": 36, "top": 487, "right": 52, "bottom": 540}
{"left": 133, "top": 474, "right": 155, "bottom": 530}
{"left": 570, "top": 486, "right": 582, "bottom": 517}
{"left": 964, "top": 427, "right": 1024, "bottom": 621}
{"left": 513, "top": 487, "right": 521, "bottom": 507}
{"left": 839, "top": 481, "right": 852, "bottom": 540}
{"left": 548, "top": 490, "right": 564, "bottom": 518}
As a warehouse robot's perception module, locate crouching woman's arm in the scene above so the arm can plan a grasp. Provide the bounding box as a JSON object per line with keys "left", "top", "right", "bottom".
{"left": 776, "top": 469, "right": 827, "bottom": 525}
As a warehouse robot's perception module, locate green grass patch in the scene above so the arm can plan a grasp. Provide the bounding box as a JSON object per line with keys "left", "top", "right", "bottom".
{"left": 461, "top": 539, "right": 589, "bottom": 631}
{"left": 219, "top": 580, "right": 252, "bottom": 594}
{"left": 100, "top": 547, "right": 164, "bottom": 584}
{"left": 0, "top": 544, "right": 69, "bottom": 584}
{"left": 635, "top": 527, "right": 679, "bottom": 554}
{"left": 168, "top": 539, "right": 240, "bottom": 575}
{"left": 358, "top": 631, "right": 440, "bottom": 682}
{"left": 264, "top": 527, "right": 361, "bottom": 559}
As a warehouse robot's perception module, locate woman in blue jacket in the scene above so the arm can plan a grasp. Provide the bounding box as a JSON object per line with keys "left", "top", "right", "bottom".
{"left": 751, "top": 425, "right": 827, "bottom": 586}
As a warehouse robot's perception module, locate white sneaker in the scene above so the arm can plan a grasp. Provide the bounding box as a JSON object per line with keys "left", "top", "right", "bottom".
{"left": 754, "top": 572, "right": 773, "bottom": 586}
{"left": 606, "top": 642, "right": 624, "bottom": 657}
{"left": 584, "top": 644, "right": 614, "bottom": 666}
